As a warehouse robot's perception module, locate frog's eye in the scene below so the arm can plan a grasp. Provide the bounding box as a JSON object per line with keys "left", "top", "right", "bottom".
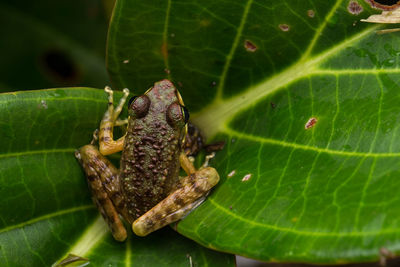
{"left": 129, "top": 95, "right": 150, "bottom": 118}
{"left": 166, "top": 102, "right": 186, "bottom": 128}
{"left": 181, "top": 105, "right": 189, "bottom": 124}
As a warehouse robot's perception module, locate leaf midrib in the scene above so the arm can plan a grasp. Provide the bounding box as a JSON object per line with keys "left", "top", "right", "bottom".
{"left": 192, "top": 26, "right": 378, "bottom": 139}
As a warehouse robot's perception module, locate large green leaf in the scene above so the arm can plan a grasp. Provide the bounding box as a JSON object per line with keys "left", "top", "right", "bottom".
{"left": 0, "top": 89, "right": 235, "bottom": 266}
{"left": 0, "top": 0, "right": 109, "bottom": 92}
{"left": 107, "top": 0, "right": 400, "bottom": 264}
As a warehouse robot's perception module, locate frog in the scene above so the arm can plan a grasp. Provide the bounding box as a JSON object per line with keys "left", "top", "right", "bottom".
{"left": 75, "top": 79, "right": 220, "bottom": 241}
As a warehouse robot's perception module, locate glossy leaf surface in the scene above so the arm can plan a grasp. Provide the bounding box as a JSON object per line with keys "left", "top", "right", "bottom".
{"left": 107, "top": 0, "right": 400, "bottom": 263}
{"left": 0, "top": 89, "right": 235, "bottom": 266}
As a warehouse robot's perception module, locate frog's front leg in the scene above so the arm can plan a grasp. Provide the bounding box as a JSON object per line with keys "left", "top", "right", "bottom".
{"left": 132, "top": 153, "right": 219, "bottom": 236}
{"left": 99, "top": 86, "right": 130, "bottom": 155}
{"left": 75, "top": 145, "right": 132, "bottom": 241}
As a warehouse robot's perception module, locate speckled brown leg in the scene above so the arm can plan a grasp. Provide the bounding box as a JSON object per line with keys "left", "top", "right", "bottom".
{"left": 99, "top": 86, "right": 130, "bottom": 155}
{"left": 75, "top": 145, "right": 133, "bottom": 241}
{"left": 132, "top": 165, "right": 220, "bottom": 236}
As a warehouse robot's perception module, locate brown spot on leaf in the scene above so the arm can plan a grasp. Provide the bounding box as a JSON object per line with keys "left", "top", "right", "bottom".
{"left": 279, "top": 24, "right": 290, "bottom": 31}
{"left": 161, "top": 42, "right": 168, "bottom": 61}
{"left": 348, "top": 1, "right": 363, "bottom": 15}
{"left": 244, "top": 40, "right": 257, "bottom": 52}
{"left": 200, "top": 19, "right": 211, "bottom": 27}
{"left": 305, "top": 117, "right": 318, "bottom": 129}
{"left": 307, "top": 9, "right": 315, "bottom": 18}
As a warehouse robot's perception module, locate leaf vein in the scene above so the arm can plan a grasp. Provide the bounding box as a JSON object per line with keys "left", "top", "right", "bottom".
{"left": 0, "top": 205, "right": 93, "bottom": 234}
{"left": 223, "top": 127, "right": 400, "bottom": 158}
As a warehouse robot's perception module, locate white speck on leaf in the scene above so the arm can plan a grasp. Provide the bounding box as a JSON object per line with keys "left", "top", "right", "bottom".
{"left": 242, "top": 173, "right": 252, "bottom": 182}
{"left": 227, "top": 170, "right": 236, "bottom": 178}
{"left": 123, "top": 59, "right": 130, "bottom": 64}
{"left": 39, "top": 100, "right": 48, "bottom": 109}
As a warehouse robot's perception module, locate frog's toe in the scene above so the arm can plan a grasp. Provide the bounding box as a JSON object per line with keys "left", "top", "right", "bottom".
{"left": 132, "top": 220, "right": 152, "bottom": 237}
{"left": 74, "top": 150, "right": 81, "bottom": 160}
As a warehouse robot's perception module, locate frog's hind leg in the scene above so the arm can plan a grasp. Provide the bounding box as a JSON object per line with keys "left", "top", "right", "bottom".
{"left": 75, "top": 144, "right": 132, "bottom": 241}
{"left": 132, "top": 166, "right": 219, "bottom": 236}
{"left": 99, "top": 86, "right": 130, "bottom": 155}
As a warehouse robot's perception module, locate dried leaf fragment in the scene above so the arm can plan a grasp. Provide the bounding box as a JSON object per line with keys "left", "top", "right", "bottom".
{"left": 361, "top": 8, "right": 400, "bottom": 23}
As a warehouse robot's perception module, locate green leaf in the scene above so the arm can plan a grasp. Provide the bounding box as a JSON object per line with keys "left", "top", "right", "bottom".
{"left": 0, "top": 89, "right": 235, "bottom": 266}
{"left": 0, "top": 0, "right": 109, "bottom": 92}
{"left": 107, "top": 0, "right": 400, "bottom": 264}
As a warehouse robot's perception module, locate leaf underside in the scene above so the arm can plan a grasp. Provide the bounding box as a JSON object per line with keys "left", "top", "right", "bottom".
{"left": 106, "top": 0, "right": 400, "bottom": 264}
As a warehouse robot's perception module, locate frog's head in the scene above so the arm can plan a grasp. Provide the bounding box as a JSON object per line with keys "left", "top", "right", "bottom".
{"left": 128, "top": 79, "right": 189, "bottom": 132}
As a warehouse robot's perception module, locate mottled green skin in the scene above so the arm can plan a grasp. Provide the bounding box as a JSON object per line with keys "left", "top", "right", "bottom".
{"left": 120, "top": 80, "right": 186, "bottom": 220}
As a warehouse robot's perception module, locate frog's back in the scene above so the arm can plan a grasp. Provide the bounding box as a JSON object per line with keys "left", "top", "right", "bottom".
{"left": 120, "top": 80, "right": 186, "bottom": 220}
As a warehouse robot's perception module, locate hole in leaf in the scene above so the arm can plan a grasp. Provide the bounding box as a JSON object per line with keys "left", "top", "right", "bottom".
{"left": 279, "top": 24, "right": 290, "bottom": 32}
{"left": 365, "top": 0, "right": 400, "bottom": 10}
{"left": 305, "top": 117, "right": 318, "bottom": 129}
{"left": 244, "top": 40, "right": 257, "bottom": 52}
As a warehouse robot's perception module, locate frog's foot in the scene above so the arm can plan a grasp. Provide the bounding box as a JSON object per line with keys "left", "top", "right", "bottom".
{"left": 76, "top": 145, "right": 132, "bottom": 241}
{"left": 202, "top": 152, "right": 216, "bottom": 168}
{"left": 113, "top": 88, "right": 130, "bottom": 122}
{"left": 90, "top": 129, "right": 99, "bottom": 145}
{"left": 115, "top": 118, "right": 128, "bottom": 126}
{"left": 99, "top": 87, "right": 130, "bottom": 155}
{"left": 132, "top": 167, "right": 219, "bottom": 236}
